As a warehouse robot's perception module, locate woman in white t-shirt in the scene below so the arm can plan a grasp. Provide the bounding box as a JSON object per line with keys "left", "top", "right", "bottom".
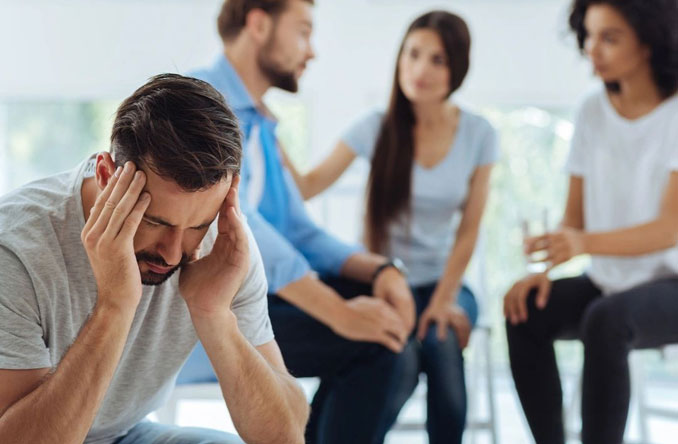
{"left": 285, "top": 11, "right": 498, "bottom": 444}
{"left": 504, "top": 1, "right": 678, "bottom": 443}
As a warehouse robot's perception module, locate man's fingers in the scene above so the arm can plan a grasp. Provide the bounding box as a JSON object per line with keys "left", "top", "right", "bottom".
{"left": 118, "top": 192, "right": 151, "bottom": 241}
{"left": 379, "top": 333, "right": 404, "bottom": 353}
{"left": 84, "top": 165, "right": 122, "bottom": 233}
{"left": 383, "top": 312, "right": 408, "bottom": 344}
{"left": 103, "top": 170, "right": 147, "bottom": 240}
{"left": 230, "top": 174, "right": 242, "bottom": 215}
{"left": 89, "top": 162, "right": 138, "bottom": 238}
{"left": 395, "top": 297, "right": 416, "bottom": 332}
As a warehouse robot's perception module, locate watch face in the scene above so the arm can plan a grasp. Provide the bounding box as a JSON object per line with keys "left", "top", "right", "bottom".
{"left": 392, "top": 258, "right": 409, "bottom": 276}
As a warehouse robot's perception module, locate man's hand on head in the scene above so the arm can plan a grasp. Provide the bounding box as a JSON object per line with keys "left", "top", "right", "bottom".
{"left": 179, "top": 175, "right": 250, "bottom": 321}
{"left": 81, "top": 161, "right": 150, "bottom": 313}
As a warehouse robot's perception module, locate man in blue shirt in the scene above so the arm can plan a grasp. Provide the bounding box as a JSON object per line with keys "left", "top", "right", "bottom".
{"left": 186, "top": 0, "right": 417, "bottom": 443}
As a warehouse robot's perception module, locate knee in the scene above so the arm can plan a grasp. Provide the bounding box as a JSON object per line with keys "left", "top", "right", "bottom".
{"left": 581, "top": 298, "right": 631, "bottom": 346}
{"left": 421, "top": 325, "right": 464, "bottom": 371}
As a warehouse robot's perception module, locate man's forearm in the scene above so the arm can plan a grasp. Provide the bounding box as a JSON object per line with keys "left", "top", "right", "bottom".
{"left": 340, "top": 252, "right": 385, "bottom": 283}
{"left": 192, "top": 312, "right": 307, "bottom": 444}
{"left": 0, "top": 302, "right": 135, "bottom": 443}
{"left": 276, "top": 274, "right": 349, "bottom": 330}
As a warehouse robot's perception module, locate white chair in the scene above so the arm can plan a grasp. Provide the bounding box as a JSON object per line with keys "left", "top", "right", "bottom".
{"left": 564, "top": 345, "right": 678, "bottom": 444}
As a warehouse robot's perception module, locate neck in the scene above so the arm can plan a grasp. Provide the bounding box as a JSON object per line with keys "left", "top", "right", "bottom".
{"left": 224, "top": 40, "right": 271, "bottom": 105}
{"left": 615, "top": 64, "right": 663, "bottom": 108}
{"left": 412, "top": 100, "right": 453, "bottom": 127}
{"left": 81, "top": 176, "right": 98, "bottom": 222}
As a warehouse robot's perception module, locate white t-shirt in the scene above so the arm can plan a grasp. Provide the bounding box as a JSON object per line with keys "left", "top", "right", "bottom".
{"left": 566, "top": 88, "right": 678, "bottom": 294}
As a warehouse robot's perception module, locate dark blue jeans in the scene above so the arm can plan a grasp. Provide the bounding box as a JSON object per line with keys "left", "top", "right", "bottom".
{"left": 114, "top": 421, "right": 244, "bottom": 443}
{"left": 384, "top": 283, "right": 478, "bottom": 444}
{"left": 268, "top": 276, "right": 415, "bottom": 444}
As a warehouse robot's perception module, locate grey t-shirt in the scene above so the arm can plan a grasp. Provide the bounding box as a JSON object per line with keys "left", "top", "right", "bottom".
{"left": 0, "top": 157, "right": 274, "bottom": 443}
{"left": 342, "top": 108, "right": 499, "bottom": 286}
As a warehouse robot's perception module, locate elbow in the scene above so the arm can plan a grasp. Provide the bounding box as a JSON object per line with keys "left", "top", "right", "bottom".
{"left": 284, "top": 391, "right": 310, "bottom": 444}
{"left": 658, "top": 217, "right": 678, "bottom": 249}
{"left": 299, "top": 179, "right": 318, "bottom": 201}
{"left": 248, "top": 419, "right": 306, "bottom": 444}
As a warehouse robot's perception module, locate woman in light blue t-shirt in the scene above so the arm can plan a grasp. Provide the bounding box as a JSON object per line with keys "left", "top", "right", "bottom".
{"left": 286, "top": 11, "right": 498, "bottom": 443}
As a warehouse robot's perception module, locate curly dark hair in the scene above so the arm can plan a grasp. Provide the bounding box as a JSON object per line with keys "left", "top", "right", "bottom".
{"left": 569, "top": 0, "right": 678, "bottom": 98}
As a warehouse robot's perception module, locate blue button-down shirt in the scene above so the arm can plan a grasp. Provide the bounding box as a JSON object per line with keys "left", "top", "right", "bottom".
{"left": 190, "top": 55, "right": 361, "bottom": 293}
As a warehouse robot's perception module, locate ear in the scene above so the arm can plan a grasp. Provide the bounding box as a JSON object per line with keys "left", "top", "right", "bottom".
{"left": 244, "top": 8, "right": 274, "bottom": 46}
{"left": 95, "top": 152, "right": 117, "bottom": 191}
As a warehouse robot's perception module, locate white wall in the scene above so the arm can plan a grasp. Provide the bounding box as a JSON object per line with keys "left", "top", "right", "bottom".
{"left": 0, "top": 0, "right": 596, "bottom": 159}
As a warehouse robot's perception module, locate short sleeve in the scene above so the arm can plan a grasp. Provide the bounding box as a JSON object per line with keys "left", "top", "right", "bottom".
{"left": 229, "top": 223, "right": 275, "bottom": 347}
{"left": 566, "top": 102, "right": 590, "bottom": 177}
{"left": 476, "top": 120, "right": 500, "bottom": 166}
{"left": 0, "top": 246, "right": 51, "bottom": 369}
{"left": 666, "top": 113, "right": 678, "bottom": 171}
{"left": 340, "top": 110, "right": 384, "bottom": 159}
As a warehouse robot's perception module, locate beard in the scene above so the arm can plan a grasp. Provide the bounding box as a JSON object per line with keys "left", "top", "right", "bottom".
{"left": 257, "top": 36, "right": 299, "bottom": 93}
{"left": 136, "top": 251, "right": 189, "bottom": 286}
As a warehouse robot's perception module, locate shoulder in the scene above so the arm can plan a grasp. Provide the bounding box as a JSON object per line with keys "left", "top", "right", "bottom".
{"left": 0, "top": 172, "right": 76, "bottom": 281}
{"left": 347, "top": 108, "right": 385, "bottom": 132}
{"left": 459, "top": 108, "right": 496, "bottom": 136}
{"left": 340, "top": 108, "right": 386, "bottom": 156}
{"left": 574, "top": 86, "right": 607, "bottom": 122}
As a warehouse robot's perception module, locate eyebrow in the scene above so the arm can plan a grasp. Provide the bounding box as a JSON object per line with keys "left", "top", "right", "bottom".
{"left": 142, "top": 214, "right": 215, "bottom": 230}
{"left": 601, "top": 28, "right": 624, "bottom": 35}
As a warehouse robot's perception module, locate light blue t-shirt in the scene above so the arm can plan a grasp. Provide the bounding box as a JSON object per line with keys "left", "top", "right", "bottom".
{"left": 342, "top": 109, "right": 499, "bottom": 287}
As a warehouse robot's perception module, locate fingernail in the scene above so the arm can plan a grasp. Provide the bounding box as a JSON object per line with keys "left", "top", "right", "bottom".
{"left": 140, "top": 192, "right": 150, "bottom": 202}
{"left": 114, "top": 166, "right": 122, "bottom": 177}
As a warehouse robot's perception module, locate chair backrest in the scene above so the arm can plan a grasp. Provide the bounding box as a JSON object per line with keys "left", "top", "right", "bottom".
{"left": 464, "top": 227, "right": 492, "bottom": 327}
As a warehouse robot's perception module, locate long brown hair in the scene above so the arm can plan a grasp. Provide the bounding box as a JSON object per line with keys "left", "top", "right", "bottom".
{"left": 365, "top": 11, "right": 471, "bottom": 254}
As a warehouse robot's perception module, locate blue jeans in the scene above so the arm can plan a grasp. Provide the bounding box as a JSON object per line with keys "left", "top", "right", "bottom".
{"left": 388, "top": 283, "right": 478, "bottom": 444}
{"left": 114, "top": 421, "right": 244, "bottom": 444}
{"left": 268, "top": 276, "right": 415, "bottom": 444}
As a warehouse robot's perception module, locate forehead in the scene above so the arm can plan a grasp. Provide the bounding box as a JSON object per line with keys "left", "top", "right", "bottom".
{"left": 404, "top": 29, "right": 445, "bottom": 52}
{"left": 142, "top": 168, "right": 231, "bottom": 227}
{"left": 278, "top": 0, "right": 313, "bottom": 26}
{"left": 584, "top": 4, "right": 631, "bottom": 32}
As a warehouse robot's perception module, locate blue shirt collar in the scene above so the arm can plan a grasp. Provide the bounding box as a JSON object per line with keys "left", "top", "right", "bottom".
{"left": 212, "top": 53, "right": 257, "bottom": 112}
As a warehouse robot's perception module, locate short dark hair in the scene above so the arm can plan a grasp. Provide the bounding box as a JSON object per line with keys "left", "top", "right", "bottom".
{"left": 217, "top": 0, "right": 314, "bottom": 41}
{"left": 569, "top": 0, "right": 678, "bottom": 98}
{"left": 111, "top": 73, "right": 241, "bottom": 191}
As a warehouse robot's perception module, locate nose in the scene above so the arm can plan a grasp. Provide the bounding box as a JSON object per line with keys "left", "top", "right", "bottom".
{"left": 157, "top": 229, "right": 184, "bottom": 266}
{"left": 585, "top": 37, "right": 600, "bottom": 59}
{"left": 307, "top": 42, "right": 316, "bottom": 62}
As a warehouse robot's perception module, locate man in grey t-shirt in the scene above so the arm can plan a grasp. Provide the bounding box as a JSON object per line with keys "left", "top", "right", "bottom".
{"left": 0, "top": 74, "right": 308, "bottom": 444}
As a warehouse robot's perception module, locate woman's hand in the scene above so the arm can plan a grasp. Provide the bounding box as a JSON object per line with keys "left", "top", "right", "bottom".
{"left": 417, "top": 297, "right": 471, "bottom": 349}
{"left": 525, "top": 227, "right": 586, "bottom": 267}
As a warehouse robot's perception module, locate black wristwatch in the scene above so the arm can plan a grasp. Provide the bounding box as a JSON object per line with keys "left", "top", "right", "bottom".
{"left": 372, "top": 258, "right": 408, "bottom": 282}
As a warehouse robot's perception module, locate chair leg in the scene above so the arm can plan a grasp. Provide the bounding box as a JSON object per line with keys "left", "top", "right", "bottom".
{"left": 482, "top": 328, "right": 499, "bottom": 444}
{"left": 630, "top": 352, "right": 650, "bottom": 444}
